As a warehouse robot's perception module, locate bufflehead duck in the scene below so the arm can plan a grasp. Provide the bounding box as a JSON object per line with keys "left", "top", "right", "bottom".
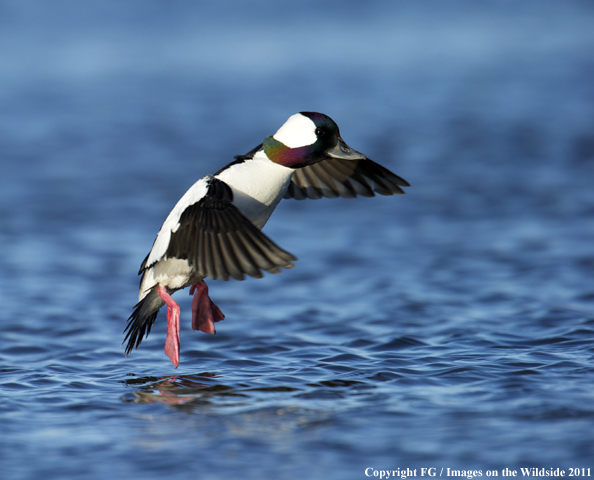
{"left": 124, "top": 112, "right": 409, "bottom": 366}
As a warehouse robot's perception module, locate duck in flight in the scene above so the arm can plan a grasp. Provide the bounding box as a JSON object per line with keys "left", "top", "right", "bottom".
{"left": 124, "top": 112, "right": 410, "bottom": 367}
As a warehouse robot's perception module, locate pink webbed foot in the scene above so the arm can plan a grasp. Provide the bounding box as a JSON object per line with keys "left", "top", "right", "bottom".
{"left": 189, "top": 281, "right": 225, "bottom": 334}
{"left": 157, "top": 285, "right": 180, "bottom": 368}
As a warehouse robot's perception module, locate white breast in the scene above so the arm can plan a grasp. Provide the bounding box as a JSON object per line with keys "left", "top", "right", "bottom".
{"left": 215, "top": 152, "right": 294, "bottom": 229}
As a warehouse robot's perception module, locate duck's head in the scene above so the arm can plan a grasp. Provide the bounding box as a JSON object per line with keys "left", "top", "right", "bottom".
{"left": 263, "top": 112, "right": 367, "bottom": 168}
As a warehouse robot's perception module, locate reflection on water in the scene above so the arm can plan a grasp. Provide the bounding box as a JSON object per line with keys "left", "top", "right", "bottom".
{"left": 125, "top": 372, "right": 376, "bottom": 410}
{"left": 125, "top": 373, "right": 246, "bottom": 407}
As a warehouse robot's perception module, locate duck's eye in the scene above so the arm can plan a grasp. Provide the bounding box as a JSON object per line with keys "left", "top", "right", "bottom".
{"left": 315, "top": 128, "right": 325, "bottom": 137}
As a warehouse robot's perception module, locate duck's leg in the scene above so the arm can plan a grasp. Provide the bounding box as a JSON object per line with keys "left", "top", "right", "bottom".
{"left": 189, "top": 281, "right": 225, "bottom": 334}
{"left": 157, "top": 285, "right": 180, "bottom": 368}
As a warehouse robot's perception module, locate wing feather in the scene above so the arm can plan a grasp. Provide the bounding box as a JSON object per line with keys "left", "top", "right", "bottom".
{"left": 284, "top": 158, "right": 409, "bottom": 200}
{"left": 161, "top": 178, "right": 296, "bottom": 281}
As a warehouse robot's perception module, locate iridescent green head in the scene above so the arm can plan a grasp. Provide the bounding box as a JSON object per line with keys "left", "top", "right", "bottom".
{"left": 263, "top": 112, "right": 367, "bottom": 169}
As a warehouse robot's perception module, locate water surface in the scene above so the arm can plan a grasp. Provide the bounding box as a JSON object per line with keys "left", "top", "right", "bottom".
{"left": 1, "top": 2, "right": 594, "bottom": 479}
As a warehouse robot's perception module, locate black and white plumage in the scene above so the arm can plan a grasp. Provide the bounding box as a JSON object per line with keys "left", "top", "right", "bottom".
{"left": 124, "top": 111, "right": 409, "bottom": 367}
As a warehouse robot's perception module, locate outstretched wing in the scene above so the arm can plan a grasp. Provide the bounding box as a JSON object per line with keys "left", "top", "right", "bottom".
{"left": 165, "top": 178, "right": 297, "bottom": 281}
{"left": 233, "top": 144, "right": 410, "bottom": 201}
{"left": 284, "top": 158, "right": 410, "bottom": 200}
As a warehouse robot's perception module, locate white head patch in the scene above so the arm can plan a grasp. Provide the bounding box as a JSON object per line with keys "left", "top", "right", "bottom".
{"left": 272, "top": 113, "right": 317, "bottom": 149}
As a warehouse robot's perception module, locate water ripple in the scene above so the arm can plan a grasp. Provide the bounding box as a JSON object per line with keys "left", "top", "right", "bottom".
{"left": 2, "top": 3, "right": 594, "bottom": 477}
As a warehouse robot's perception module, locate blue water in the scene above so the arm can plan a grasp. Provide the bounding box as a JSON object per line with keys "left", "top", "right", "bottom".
{"left": 2, "top": 2, "right": 594, "bottom": 479}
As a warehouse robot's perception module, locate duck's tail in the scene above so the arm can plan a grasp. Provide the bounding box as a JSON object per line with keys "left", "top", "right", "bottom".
{"left": 123, "top": 287, "right": 165, "bottom": 355}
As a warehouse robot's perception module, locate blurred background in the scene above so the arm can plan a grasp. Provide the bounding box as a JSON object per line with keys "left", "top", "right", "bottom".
{"left": 1, "top": 1, "right": 594, "bottom": 479}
